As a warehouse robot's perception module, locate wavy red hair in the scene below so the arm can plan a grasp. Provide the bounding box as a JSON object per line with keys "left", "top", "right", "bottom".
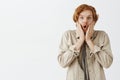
{"left": 73, "top": 4, "right": 98, "bottom": 22}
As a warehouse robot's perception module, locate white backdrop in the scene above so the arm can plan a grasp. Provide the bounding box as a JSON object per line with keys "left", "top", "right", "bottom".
{"left": 0, "top": 0, "right": 119, "bottom": 80}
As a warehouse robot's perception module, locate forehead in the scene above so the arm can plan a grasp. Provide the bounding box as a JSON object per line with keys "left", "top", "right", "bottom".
{"left": 79, "top": 10, "right": 93, "bottom": 16}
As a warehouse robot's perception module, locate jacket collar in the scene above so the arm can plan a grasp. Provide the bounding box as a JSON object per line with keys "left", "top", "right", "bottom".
{"left": 75, "top": 30, "right": 97, "bottom": 40}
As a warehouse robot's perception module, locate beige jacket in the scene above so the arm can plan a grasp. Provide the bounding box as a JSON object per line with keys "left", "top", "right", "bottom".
{"left": 58, "top": 30, "right": 113, "bottom": 80}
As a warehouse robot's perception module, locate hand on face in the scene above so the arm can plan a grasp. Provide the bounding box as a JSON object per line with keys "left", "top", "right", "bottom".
{"left": 86, "top": 21, "right": 95, "bottom": 41}
{"left": 76, "top": 21, "right": 95, "bottom": 42}
{"left": 76, "top": 22, "right": 85, "bottom": 42}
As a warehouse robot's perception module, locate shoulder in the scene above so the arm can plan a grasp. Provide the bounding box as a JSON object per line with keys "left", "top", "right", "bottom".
{"left": 95, "top": 30, "right": 110, "bottom": 41}
{"left": 95, "top": 30, "right": 108, "bottom": 36}
{"left": 62, "top": 30, "right": 76, "bottom": 37}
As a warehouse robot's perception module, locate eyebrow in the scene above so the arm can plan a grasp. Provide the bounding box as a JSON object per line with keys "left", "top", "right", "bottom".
{"left": 79, "top": 14, "right": 92, "bottom": 17}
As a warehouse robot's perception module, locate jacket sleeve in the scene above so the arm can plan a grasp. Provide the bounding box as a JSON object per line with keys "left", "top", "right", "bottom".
{"left": 57, "top": 31, "right": 79, "bottom": 68}
{"left": 91, "top": 31, "right": 113, "bottom": 68}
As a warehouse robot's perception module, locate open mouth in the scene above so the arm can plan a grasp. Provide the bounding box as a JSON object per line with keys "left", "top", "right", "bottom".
{"left": 83, "top": 26, "right": 86, "bottom": 28}
{"left": 82, "top": 25, "right": 87, "bottom": 33}
{"left": 82, "top": 25, "right": 87, "bottom": 30}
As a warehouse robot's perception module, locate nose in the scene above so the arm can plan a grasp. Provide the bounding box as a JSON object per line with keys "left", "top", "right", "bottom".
{"left": 83, "top": 18, "right": 88, "bottom": 23}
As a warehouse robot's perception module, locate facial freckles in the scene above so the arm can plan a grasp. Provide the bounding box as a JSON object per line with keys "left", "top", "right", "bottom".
{"left": 78, "top": 10, "right": 93, "bottom": 32}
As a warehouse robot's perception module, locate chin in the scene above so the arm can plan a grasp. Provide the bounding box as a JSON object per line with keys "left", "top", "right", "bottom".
{"left": 83, "top": 28, "right": 87, "bottom": 33}
{"left": 82, "top": 30, "right": 86, "bottom": 34}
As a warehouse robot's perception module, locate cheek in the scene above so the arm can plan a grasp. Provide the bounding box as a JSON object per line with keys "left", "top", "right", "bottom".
{"left": 78, "top": 20, "right": 82, "bottom": 24}
{"left": 88, "top": 21, "right": 93, "bottom": 25}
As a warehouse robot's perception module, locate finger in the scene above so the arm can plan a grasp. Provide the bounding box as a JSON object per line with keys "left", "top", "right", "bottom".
{"left": 91, "top": 21, "right": 95, "bottom": 28}
{"left": 88, "top": 22, "right": 94, "bottom": 33}
{"left": 76, "top": 22, "right": 82, "bottom": 30}
{"left": 89, "top": 21, "right": 95, "bottom": 28}
{"left": 87, "top": 26, "right": 93, "bottom": 35}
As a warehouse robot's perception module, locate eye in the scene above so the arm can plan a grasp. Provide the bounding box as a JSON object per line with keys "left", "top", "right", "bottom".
{"left": 79, "top": 16, "right": 84, "bottom": 19}
{"left": 87, "top": 16, "right": 92, "bottom": 20}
